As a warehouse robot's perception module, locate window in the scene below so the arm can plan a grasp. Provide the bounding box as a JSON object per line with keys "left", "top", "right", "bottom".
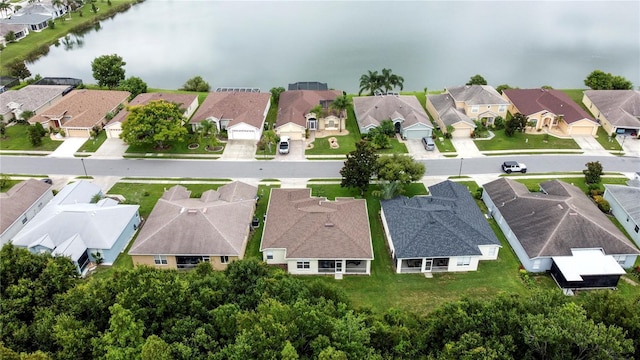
{"left": 457, "top": 256, "right": 471, "bottom": 266}
{"left": 471, "top": 106, "right": 479, "bottom": 113}
{"left": 220, "top": 256, "right": 229, "bottom": 264}
{"left": 296, "top": 261, "right": 310, "bottom": 269}
{"left": 613, "top": 255, "right": 626, "bottom": 265}
{"left": 266, "top": 252, "right": 273, "bottom": 260}
{"left": 202, "top": 256, "right": 210, "bottom": 262}
{"left": 532, "top": 260, "right": 541, "bottom": 270}
{"left": 22, "top": 217, "right": 28, "bottom": 224}
{"left": 499, "top": 105, "right": 506, "bottom": 112}
{"left": 154, "top": 255, "right": 168, "bottom": 265}
{"left": 635, "top": 225, "right": 639, "bottom": 233}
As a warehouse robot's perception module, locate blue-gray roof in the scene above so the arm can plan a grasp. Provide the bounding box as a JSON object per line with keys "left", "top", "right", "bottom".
{"left": 381, "top": 180, "right": 500, "bottom": 258}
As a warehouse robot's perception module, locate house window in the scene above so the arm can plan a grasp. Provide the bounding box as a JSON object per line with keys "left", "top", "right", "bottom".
{"left": 532, "top": 260, "right": 541, "bottom": 270}
{"left": 266, "top": 252, "right": 273, "bottom": 260}
{"left": 612, "top": 255, "right": 626, "bottom": 265}
{"left": 471, "top": 106, "right": 479, "bottom": 113}
{"left": 499, "top": 105, "right": 506, "bottom": 112}
{"left": 220, "top": 256, "right": 229, "bottom": 264}
{"left": 635, "top": 225, "right": 639, "bottom": 233}
{"left": 22, "top": 217, "right": 28, "bottom": 224}
{"left": 202, "top": 256, "right": 210, "bottom": 262}
{"left": 296, "top": 261, "right": 310, "bottom": 269}
{"left": 457, "top": 257, "right": 471, "bottom": 266}
{"left": 154, "top": 255, "right": 168, "bottom": 265}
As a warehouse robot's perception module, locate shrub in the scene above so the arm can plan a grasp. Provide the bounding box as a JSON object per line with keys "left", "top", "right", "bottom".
{"left": 493, "top": 116, "right": 505, "bottom": 129}
{"left": 474, "top": 188, "right": 483, "bottom": 200}
{"left": 593, "top": 195, "right": 610, "bottom": 213}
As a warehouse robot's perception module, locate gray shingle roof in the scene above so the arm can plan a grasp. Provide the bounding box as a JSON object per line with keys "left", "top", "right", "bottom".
{"left": 427, "top": 93, "right": 475, "bottom": 127}
{"left": 447, "top": 85, "right": 509, "bottom": 105}
{"left": 483, "top": 178, "right": 640, "bottom": 258}
{"left": 0, "top": 85, "right": 70, "bottom": 117}
{"left": 0, "top": 14, "right": 51, "bottom": 25}
{"left": 260, "top": 189, "right": 373, "bottom": 259}
{"left": 604, "top": 184, "right": 640, "bottom": 224}
{"left": 381, "top": 181, "right": 500, "bottom": 258}
{"left": 0, "top": 179, "right": 51, "bottom": 236}
{"left": 129, "top": 182, "right": 257, "bottom": 256}
{"left": 584, "top": 90, "right": 640, "bottom": 128}
{"left": 353, "top": 95, "right": 433, "bottom": 130}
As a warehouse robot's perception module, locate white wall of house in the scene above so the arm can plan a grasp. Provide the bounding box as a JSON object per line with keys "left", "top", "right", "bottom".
{"left": 105, "top": 123, "right": 122, "bottom": 138}
{"left": 604, "top": 191, "right": 640, "bottom": 248}
{"left": 0, "top": 190, "right": 53, "bottom": 245}
{"left": 262, "top": 248, "right": 287, "bottom": 264}
{"left": 478, "top": 244, "right": 500, "bottom": 260}
{"left": 287, "top": 259, "right": 319, "bottom": 275}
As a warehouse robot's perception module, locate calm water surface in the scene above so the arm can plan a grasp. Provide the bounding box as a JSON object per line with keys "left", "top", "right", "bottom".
{"left": 28, "top": 0, "right": 640, "bottom": 93}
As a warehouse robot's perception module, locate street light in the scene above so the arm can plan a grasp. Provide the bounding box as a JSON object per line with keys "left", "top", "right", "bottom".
{"left": 458, "top": 157, "right": 464, "bottom": 177}
{"left": 80, "top": 158, "right": 88, "bottom": 177}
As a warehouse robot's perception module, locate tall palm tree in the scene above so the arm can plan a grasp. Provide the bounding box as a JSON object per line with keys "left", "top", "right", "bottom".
{"left": 381, "top": 68, "right": 404, "bottom": 93}
{"left": 0, "top": 0, "right": 11, "bottom": 18}
{"left": 358, "top": 70, "right": 382, "bottom": 96}
{"left": 51, "top": 0, "right": 64, "bottom": 17}
{"left": 261, "top": 130, "right": 278, "bottom": 154}
{"left": 330, "top": 95, "right": 351, "bottom": 132}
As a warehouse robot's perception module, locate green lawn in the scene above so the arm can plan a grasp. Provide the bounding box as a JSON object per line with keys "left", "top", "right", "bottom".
{"left": 377, "top": 138, "right": 408, "bottom": 154}
{"left": 125, "top": 136, "right": 224, "bottom": 154}
{"left": 513, "top": 176, "right": 628, "bottom": 193}
{"left": 432, "top": 129, "right": 456, "bottom": 153}
{"left": 0, "top": 180, "right": 22, "bottom": 192}
{"left": 594, "top": 126, "right": 623, "bottom": 152}
{"left": 244, "top": 184, "right": 281, "bottom": 259}
{"left": 0, "top": 125, "right": 62, "bottom": 151}
{"left": 76, "top": 130, "right": 107, "bottom": 153}
{"left": 474, "top": 129, "right": 580, "bottom": 151}
{"left": 306, "top": 104, "right": 361, "bottom": 155}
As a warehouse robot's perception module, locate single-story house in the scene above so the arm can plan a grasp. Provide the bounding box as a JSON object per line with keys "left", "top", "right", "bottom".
{"left": 354, "top": 94, "right": 433, "bottom": 140}
{"left": 0, "top": 179, "right": 53, "bottom": 245}
{"left": 483, "top": 178, "right": 639, "bottom": 290}
{"left": 260, "top": 188, "right": 373, "bottom": 276}
{"left": 0, "top": 85, "right": 71, "bottom": 122}
{"left": 0, "top": 14, "right": 51, "bottom": 32}
{"left": 502, "top": 89, "right": 599, "bottom": 136}
{"left": 16, "top": 3, "right": 67, "bottom": 19}
{"left": 582, "top": 90, "right": 640, "bottom": 137}
{"left": 380, "top": 180, "right": 501, "bottom": 274}
{"left": 33, "top": 89, "right": 130, "bottom": 137}
{"left": 426, "top": 85, "right": 509, "bottom": 138}
{"left": 0, "top": 23, "right": 29, "bottom": 47}
{"left": 190, "top": 91, "right": 270, "bottom": 141}
{"left": 129, "top": 181, "right": 258, "bottom": 270}
{"left": 276, "top": 89, "right": 343, "bottom": 140}
{"left": 11, "top": 181, "right": 141, "bottom": 274}
{"left": 604, "top": 183, "right": 640, "bottom": 247}
{"left": 105, "top": 92, "right": 199, "bottom": 139}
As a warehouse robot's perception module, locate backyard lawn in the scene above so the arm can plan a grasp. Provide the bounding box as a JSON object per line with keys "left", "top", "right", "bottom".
{"left": 0, "top": 125, "right": 62, "bottom": 151}
{"left": 474, "top": 129, "right": 580, "bottom": 151}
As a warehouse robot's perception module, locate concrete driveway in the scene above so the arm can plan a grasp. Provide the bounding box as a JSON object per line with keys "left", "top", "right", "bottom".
{"left": 221, "top": 140, "right": 257, "bottom": 161}
{"left": 275, "top": 140, "right": 306, "bottom": 161}
{"left": 405, "top": 139, "right": 440, "bottom": 160}
{"left": 572, "top": 135, "right": 610, "bottom": 155}
{"left": 91, "top": 138, "right": 129, "bottom": 159}
{"left": 450, "top": 138, "right": 483, "bottom": 158}
{"left": 48, "top": 138, "right": 86, "bottom": 158}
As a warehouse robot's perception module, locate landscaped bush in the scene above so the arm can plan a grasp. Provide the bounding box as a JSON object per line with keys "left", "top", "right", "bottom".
{"left": 593, "top": 195, "right": 610, "bottom": 213}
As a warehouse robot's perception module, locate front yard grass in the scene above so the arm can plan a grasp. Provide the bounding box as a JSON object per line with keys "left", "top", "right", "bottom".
{"left": 76, "top": 131, "right": 107, "bottom": 153}
{"left": 432, "top": 129, "right": 456, "bottom": 153}
{"left": 244, "top": 184, "right": 281, "bottom": 259}
{"left": 474, "top": 129, "right": 580, "bottom": 151}
{"left": 377, "top": 138, "right": 408, "bottom": 154}
{"left": 305, "top": 105, "right": 360, "bottom": 155}
{"left": 513, "top": 176, "right": 628, "bottom": 193}
{"left": 125, "top": 137, "right": 224, "bottom": 154}
{"left": 594, "top": 126, "right": 623, "bottom": 152}
{"left": 0, "top": 125, "right": 62, "bottom": 151}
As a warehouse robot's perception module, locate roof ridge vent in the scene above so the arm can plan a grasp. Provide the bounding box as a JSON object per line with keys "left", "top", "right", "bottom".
{"left": 187, "top": 209, "right": 198, "bottom": 215}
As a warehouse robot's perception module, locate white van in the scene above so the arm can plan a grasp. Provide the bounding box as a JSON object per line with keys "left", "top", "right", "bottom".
{"left": 422, "top": 136, "right": 435, "bottom": 151}
{"left": 279, "top": 136, "right": 290, "bottom": 154}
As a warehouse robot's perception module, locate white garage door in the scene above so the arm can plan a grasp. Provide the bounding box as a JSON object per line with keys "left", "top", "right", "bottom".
{"left": 452, "top": 128, "right": 471, "bottom": 138}
{"left": 570, "top": 126, "right": 595, "bottom": 135}
{"left": 231, "top": 129, "right": 256, "bottom": 140}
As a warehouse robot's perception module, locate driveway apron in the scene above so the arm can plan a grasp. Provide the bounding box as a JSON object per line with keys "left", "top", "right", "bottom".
{"left": 48, "top": 138, "right": 86, "bottom": 158}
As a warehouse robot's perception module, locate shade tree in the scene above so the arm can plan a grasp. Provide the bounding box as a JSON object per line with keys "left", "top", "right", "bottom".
{"left": 466, "top": 74, "right": 487, "bottom": 86}
{"left": 340, "top": 141, "right": 379, "bottom": 195}
{"left": 180, "top": 76, "right": 211, "bottom": 92}
{"left": 120, "top": 100, "right": 188, "bottom": 149}
{"left": 584, "top": 70, "right": 633, "bottom": 90}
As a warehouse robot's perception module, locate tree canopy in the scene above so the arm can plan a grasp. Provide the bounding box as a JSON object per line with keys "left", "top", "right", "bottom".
{"left": 180, "top": 76, "right": 211, "bottom": 92}
{"left": 584, "top": 70, "right": 633, "bottom": 90}
{"left": 376, "top": 154, "right": 425, "bottom": 184}
{"left": 91, "top": 54, "right": 126, "bottom": 89}
{"left": 466, "top": 74, "right": 487, "bottom": 86}
{"left": 505, "top": 112, "right": 527, "bottom": 136}
{"left": 358, "top": 68, "right": 404, "bottom": 95}
{"left": 119, "top": 76, "right": 148, "bottom": 100}
{"left": 340, "top": 141, "right": 379, "bottom": 195}
{"left": 120, "top": 100, "right": 188, "bottom": 149}
{"left": 270, "top": 87, "right": 285, "bottom": 105}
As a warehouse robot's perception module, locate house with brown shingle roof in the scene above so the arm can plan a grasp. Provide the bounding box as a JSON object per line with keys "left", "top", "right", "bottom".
{"left": 276, "top": 90, "right": 343, "bottom": 140}
{"left": 353, "top": 94, "right": 433, "bottom": 139}
{"left": 582, "top": 90, "right": 640, "bottom": 137}
{"left": 0, "top": 179, "right": 53, "bottom": 245}
{"left": 482, "top": 178, "right": 639, "bottom": 290}
{"left": 104, "top": 92, "right": 199, "bottom": 139}
{"left": 189, "top": 91, "right": 270, "bottom": 141}
{"left": 502, "top": 89, "right": 599, "bottom": 136}
{"left": 129, "top": 181, "right": 258, "bottom": 270}
{"left": 426, "top": 85, "right": 509, "bottom": 138}
{"left": 260, "top": 188, "right": 373, "bottom": 276}
{"left": 33, "top": 89, "right": 130, "bottom": 137}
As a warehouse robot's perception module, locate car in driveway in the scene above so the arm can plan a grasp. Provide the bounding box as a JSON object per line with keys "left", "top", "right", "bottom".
{"left": 502, "top": 161, "right": 527, "bottom": 174}
{"left": 278, "top": 136, "right": 290, "bottom": 155}
{"left": 421, "top": 136, "right": 435, "bottom": 151}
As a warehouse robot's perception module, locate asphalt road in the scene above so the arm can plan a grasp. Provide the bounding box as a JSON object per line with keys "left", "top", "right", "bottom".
{"left": 1, "top": 155, "right": 639, "bottom": 178}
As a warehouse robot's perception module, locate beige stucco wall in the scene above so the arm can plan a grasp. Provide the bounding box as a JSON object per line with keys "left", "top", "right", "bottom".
{"left": 276, "top": 122, "right": 305, "bottom": 140}
{"left": 131, "top": 255, "right": 239, "bottom": 270}
{"left": 319, "top": 115, "right": 344, "bottom": 131}
{"left": 464, "top": 104, "right": 508, "bottom": 121}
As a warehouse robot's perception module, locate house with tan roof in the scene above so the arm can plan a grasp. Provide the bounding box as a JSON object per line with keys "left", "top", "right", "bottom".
{"left": 381, "top": 181, "right": 501, "bottom": 274}
{"left": 582, "top": 90, "right": 640, "bottom": 137}
{"left": 190, "top": 91, "right": 270, "bottom": 141}
{"left": 0, "top": 23, "right": 29, "bottom": 47}
{"left": 353, "top": 94, "right": 433, "bottom": 139}
{"left": 276, "top": 90, "right": 343, "bottom": 140}
{"left": 104, "top": 92, "right": 199, "bottom": 139}
{"left": 33, "top": 89, "right": 130, "bottom": 137}
{"left": 483, "top": 178, "right": 639, "bottom": 291}
{"left": 0, "top": 85, "right": 70, "bottom": 122}
{"left": 260, "top": 188, "right": 373, "bottom": 276}
{"left": 129, "top": 181, "right": 258, "bottom": 270}
{"left": 502, "top": 89, "right": 599, "bottom": 136}
{"left": 426, "top": 85, "right": 509, "bottom": 138}
{"left": 0, "top": 179, "right": 53, "bottom": 245}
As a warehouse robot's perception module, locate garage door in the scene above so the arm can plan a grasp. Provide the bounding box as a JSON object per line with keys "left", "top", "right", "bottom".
{"left": 570, "top": 126, "right": 595, "bottom": 135}
{"left": 403, "top": 129, "right": 430, "bottom": 140}
{"left": 231, "top": 129, "right": 256, "bottom": 140}
{"left": 278, "top": 131, "right": 304, "bottom": 141}
{"left": 66, "top": 129, "right": 89, "bottom": 138}
{"left": 452, "top": 128, "right": 471, "bottom": 138}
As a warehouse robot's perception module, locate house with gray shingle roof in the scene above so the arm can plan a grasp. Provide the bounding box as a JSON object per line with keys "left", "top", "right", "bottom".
{"left": 104, "top": 92, "right": 199, "bottom": 139}
{"left": 582, "top": 90, "right": 640, "bottom": 137}
{"left": 276, "top": 89, "right": 343, "bottom": 140}
{"left": 502, "top": 88, "right": 599, "bottom": 136}
{"left": 482, "top": 178, "right": 639, "bottom": 276}
{"left": 260, "top": 188, "right": 373, "bottom": 276}
{"left": 426, "top": 85, "right": 509, "bottom": 138}
{"left": 604, "top": 183, "right": 640, "bottom": 247}
{"left": 0, "top": 14, "right": 50, "bottom": 32}
{"left": 190, "top": 91, "right": 271, "bottom": 141}
{"left": 353, "top": 95, "right": 433, "bottom": 140}
{"left": 0, "top": 179, "right": 53, "bottom": 245}
{"left": 129, "top": 181, "right": 257, "bottom": 270}
{"left": 0, "top": 85, "right": 70, "bottom": 122}
{"left": 381, "top": 181, "right": 501, "bottom": 273}
{"left": 11, "top": 181, "right": 140, "bottom": 274}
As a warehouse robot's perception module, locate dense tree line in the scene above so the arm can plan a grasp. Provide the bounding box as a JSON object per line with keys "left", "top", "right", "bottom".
{"left": 1, "top": 243, "right": 638, "bottom": 359}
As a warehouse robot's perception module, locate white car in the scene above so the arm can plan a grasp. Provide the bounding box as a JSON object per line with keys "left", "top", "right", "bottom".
{"left": 502, "top": 161, "right": 527, "bottom": 174}
{"left": 278, "top": 136, "right": 290, "bottom": 154}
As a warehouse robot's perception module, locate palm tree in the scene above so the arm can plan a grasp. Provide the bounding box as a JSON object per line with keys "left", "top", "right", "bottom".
{"left": 64, "top": 0, "right": 74, "bottom": 19}
{"left": 381, "top": 68, "right": 404, "bottom": 93}
{"left": 0, "top": 1, "right": 11, "bottom": 18}
{"left": 200, "top": 119, "right": 215, "bottom": 138}
{"left": 52, "top": 0, "right": 64, "bottom": 17}
{"left": 330, "top": 95, "right": 351, "bottom": 132}
{"left": 261, "top": 130, "right": 278, "bottom": 154}
{"left": 358, "top": 70, "right": 382, "bottom": 96}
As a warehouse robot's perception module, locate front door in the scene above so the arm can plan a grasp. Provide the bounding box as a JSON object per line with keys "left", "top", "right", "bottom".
{"left": 308, "top": 119, "right": 317, "bottom": 130}
{"left": 423, "top": 259, "right": 432, "bottom": 272}
{"left": 335, "top": 261, "right": 343, "bottom": 273}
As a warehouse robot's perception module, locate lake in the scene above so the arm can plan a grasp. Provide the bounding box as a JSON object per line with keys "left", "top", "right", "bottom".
{"left": 27, "top": 0, "right": 640, "bottom": 93}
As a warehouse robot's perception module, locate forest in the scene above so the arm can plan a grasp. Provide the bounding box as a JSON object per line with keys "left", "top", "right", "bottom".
{"left": 1, "top": 244, "right": 639, "bottom": 360}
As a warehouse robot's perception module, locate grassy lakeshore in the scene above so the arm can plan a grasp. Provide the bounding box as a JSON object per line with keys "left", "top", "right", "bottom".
{"left": 0, "top": 0, "right": 144, "bottom": 75}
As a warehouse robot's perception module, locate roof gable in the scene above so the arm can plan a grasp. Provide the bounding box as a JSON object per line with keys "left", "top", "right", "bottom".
{"left": 36, "top": 89, "right": 129, "bottom": 128}
{"left": 277, "top": 90, "right": 342, "bottom": 127}
{"left": 353, "top": 95, "right": 432, "bottom": 130}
